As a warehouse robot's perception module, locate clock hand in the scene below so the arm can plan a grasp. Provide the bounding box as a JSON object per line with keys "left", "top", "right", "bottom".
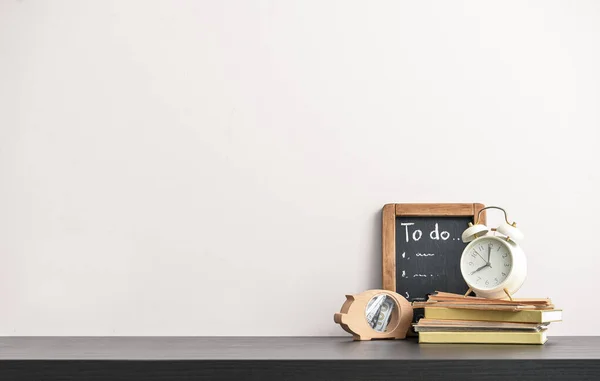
{"left": 469, "top": 263, "right": 489, "bottom": 275}
{"left": 473, "top": 250, "right": 487, "bottom": 265}
{"left": 487, "top": 244, "right": 491, "bottom": 264}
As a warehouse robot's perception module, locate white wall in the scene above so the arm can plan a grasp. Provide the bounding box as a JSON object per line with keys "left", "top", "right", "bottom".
{"left": 1, "top": 0, "right": 598, "bottom": 336}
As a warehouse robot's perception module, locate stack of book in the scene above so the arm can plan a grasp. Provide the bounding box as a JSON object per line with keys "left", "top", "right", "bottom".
{"left": 412, "top": 292, "right": 562, "bottom": 344}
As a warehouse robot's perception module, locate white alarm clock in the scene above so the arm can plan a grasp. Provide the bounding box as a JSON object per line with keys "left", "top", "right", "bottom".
{"left": 460, "top": 207, "right": 526, "bottom": 300}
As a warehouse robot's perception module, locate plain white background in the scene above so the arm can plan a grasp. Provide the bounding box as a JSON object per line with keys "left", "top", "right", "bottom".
{"left": 0, "top": 1, "right": 598, "bottom": 336}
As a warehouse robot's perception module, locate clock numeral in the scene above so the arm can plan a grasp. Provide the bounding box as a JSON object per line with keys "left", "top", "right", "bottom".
{"left": 502, "top": 253, "right": 508, "bottom": 258}
{"left": 479, "top": 246, "right": 484, "bottom": 251}
{"left": 485, "top": 280, "right": 489, "bottom": 286}
{"left": 471, "top": 253, "right": 477, "bottom": 258}
{"left": 497, "top": 246, "right": 501, "bottom": 252}
{"left": 504, "top": 263, "right": 510, "bottom": 267}
{"left": 501, "top": 272, "right": 507, "bottom": 277}
{"left": 476, "top": 277, "right": 481, "bottom": 283}
{"left": 494, "top": 278, "right": 499, "bottom": 284}
{"left": 468, "top": 262, "right": 474, "bottom": 266}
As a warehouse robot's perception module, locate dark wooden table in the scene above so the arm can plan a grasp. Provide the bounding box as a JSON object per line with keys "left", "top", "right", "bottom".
{"left": 1, "top": 336, "right": 599, "bottom": 380}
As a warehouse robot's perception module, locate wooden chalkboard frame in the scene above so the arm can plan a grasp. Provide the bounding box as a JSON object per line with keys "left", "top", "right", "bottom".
{"left": 382, "top": 203, "right": 486, "bottom": 292}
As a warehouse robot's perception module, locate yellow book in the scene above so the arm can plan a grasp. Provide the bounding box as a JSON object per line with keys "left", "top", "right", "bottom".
{"left": 424, "top": 307, "right": 562, "bottom": 324}
{"left": 419, "top": 331, "right": 547, "bottom": 344}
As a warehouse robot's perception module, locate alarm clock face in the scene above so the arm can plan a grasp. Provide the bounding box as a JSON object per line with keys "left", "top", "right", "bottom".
{"left": 460, "top": 236, "right": 513, "bottom": 290}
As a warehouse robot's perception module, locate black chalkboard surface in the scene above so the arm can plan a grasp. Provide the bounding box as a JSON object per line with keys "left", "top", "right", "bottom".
{"left": 394, "top": 216, "right": 471, "bottom": 302}
{"left": 382, "top": 203, "right": 486, "bottom": 303}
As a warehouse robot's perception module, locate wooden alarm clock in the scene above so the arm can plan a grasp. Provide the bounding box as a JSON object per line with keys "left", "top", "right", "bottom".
{"left": 460, "top": 206, "right": 526, "bottom": 300}
{"left": 334, "top": 289, "right": 413, "bottom": 341}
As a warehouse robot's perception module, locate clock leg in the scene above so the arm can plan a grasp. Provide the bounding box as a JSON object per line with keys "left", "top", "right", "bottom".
{"left": 464, "top": 287, "right": 473, "bottom": 297}
{"left": 503, "top": 288, "right": 514, "bottom": 301}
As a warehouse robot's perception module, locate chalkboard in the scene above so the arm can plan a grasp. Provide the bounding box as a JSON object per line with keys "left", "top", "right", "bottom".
{"left": 382, "top": 203, "right": 486, "bottom": 303}
{"left": 394, "top": 216, "right": 471, "bottom": 302}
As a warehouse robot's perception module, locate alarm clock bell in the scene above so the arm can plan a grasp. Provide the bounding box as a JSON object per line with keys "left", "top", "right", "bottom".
{"left": 461, "top": 224, "right": 489, "bottom": 242}
{"left": 496, "top": 222, "right": 524, "bottom": 242}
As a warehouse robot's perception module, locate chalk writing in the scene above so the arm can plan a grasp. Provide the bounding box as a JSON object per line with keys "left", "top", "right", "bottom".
{"left": 403, "top": 222, "right": 453, "bottom": 242}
